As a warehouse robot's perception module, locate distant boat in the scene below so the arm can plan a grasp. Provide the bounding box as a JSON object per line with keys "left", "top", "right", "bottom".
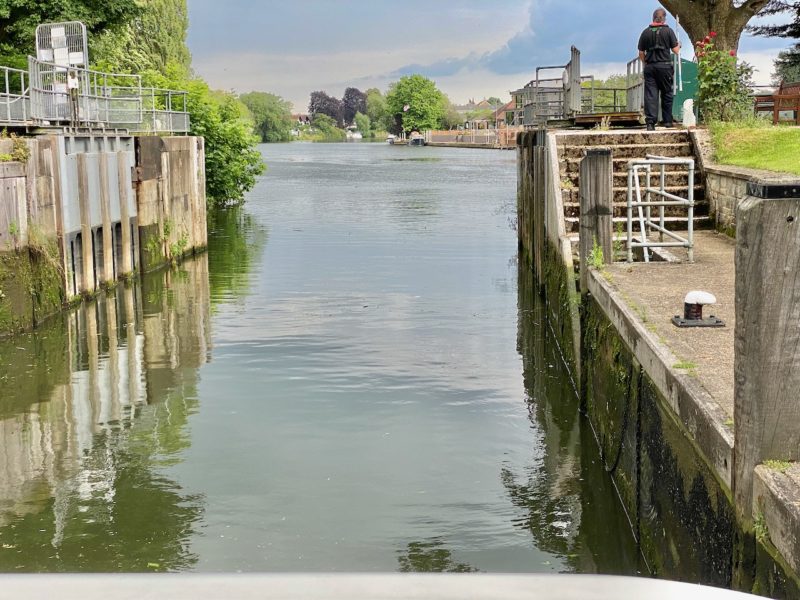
{"left": 408, "top": 132, "right": 425, "bottom": 147}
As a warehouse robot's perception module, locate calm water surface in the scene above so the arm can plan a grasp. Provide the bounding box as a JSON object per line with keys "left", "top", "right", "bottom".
{"left": 0, "top": 142, "right": 639, "bottom": 573}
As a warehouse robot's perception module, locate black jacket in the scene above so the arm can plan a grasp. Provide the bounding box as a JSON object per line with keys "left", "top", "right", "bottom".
{"left": 638, "top": 24, "right": 678, "bottom": 64}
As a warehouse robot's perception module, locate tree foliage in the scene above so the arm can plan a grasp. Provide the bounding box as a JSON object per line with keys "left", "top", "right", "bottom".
{"left": 774, "top": 45, "right": 800, "bottom": 82}
{"left": 309, "top": 113, "right": 346, "bottom": 142}
{"left": 385, "top": 75, "right": 445, "bottom": 133}
{"left": 748, "top": 0, "right": 800, "bottom": 38}
{"left": 440, "top": 97, "right": 464, "bottom": 129}
{"left": 365, "top": 88, "right": 395, "bottom": 132}
{"left": 658, "top": 0, "right": 780, "bottom": 51}
{"left": 239, "top": 92, "right": 294, "bottom": 143}
{"left": 748, "top": 1, "right": 800, "bottom": 83}
{"left": 309, "top": 91, "right": 343, "bottom": 126}
{"left": 0, "top": 0, "right": 141, "bottom": 67}
{"left": 342, "top": 87, "right": 366, "bottom": 127}
{"left": 93, "top": 0, "right": 191, "bottom": 75}
{"left": 144, "top": 67, "right": 265, "bottom": 207}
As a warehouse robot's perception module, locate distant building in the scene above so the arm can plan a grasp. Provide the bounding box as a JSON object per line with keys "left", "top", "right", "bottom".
{"left": 452, "top": 98, "right": 496, "bottom": 116}
{"left": 494, "top": 100, "right": 516, "bottom": 126}
{"left": 292, "top": 114, "right": 310, "bottom": 124}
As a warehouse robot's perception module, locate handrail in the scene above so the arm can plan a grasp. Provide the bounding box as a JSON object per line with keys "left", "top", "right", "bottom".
{"left": 18, "top": 56, "right": 189, "bottom": 133}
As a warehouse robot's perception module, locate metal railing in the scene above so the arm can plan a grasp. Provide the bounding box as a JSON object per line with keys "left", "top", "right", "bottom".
{"left": 15, "top": 57, "right": 189, "bottom": 133}
{"left": 626, "top": 155, "right": 695, "bottom": 263}
{"left": 112, "top": 86, "right": 190, "bottom": 134}
{"left": 626, "top": 58, "right": 644, "bottom": 112}
{"left": 28, "top": 57, "right": 142, "bottom": 127}
{"left": 0, "top": 66, "right": 30, "bottom": 123}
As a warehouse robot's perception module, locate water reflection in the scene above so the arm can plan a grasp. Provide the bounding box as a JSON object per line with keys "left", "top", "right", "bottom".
{"left": 510, "top": 261, "right": 643, "bottom": 575}
{"left": 397, "top": 539, "right": 478, "bottom": 573}
{"left": 207, "top": 207, "right": 267, "bottom": 306}
{"left": 0, "top": 257, "right": 210, "bottom": 571}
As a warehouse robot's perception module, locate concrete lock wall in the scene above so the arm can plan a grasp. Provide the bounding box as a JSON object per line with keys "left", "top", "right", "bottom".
{"left": 517, "top": 130, "right": 581, "bottom": 382}
{"left": 0, "top": 133, "right": 207, "bottom": 338}
{"left": 517, "top": 132, "right": 800, "bottom": 597}
{"left": 136, "top": 136, "right": 207, "bottom": 273}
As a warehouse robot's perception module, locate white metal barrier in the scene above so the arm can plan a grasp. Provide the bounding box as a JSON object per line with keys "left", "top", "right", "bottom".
{"left": 626, "top": 58, "right": 644, "bottom": 112}
{"left": 0, "top": 66, "right": 30, "bottom": 123}
{"left": 626, "top": 155, "right": 695, "bottom": 263}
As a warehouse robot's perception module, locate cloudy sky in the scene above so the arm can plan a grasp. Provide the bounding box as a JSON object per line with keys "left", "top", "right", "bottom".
{"left": 186, "top": 0, "right": 792, "bottom": 112}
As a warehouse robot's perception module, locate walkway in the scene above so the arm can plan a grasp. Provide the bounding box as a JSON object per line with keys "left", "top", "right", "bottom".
{"left": 602, "top": 230, "right": 736, "bottom": 418}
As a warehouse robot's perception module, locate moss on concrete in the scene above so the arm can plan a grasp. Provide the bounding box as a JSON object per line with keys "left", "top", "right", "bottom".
{"left": 0, "top": 233, "right": 65, "bottom": 337}
{"left": 541, "top": 239, "right": 579, "bottom": 380}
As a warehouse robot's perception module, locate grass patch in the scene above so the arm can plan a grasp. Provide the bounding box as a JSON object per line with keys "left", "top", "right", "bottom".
{"left": 763, "top": 459, "right": 792, "bottom": 474}
{"left": 754, "top": 512, "right": 770, "bottom": 544}
{"left": 710, "top": 121, "right": 800, "bottom": 175}
{"left": 674, "top": 361, "right": 698, "bottom": 370}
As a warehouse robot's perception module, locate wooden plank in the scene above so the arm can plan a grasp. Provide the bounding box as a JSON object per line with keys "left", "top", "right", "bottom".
{"left": 76, "top": 153, "right": 95, "bottom": 293}
{"left": 98, "top": 153, "right": 114, "bottom": 283}
{"left": 579, "top": 148, "right": 614, "bottom": 293}
{"left": 117, "top": 151, "right": 133, "bottom": 274}
{"left": 532, "top": 145, "right": 545, "bottom": 279}
{"left": 734, "top": 189, "right": 800, "bottom": 521}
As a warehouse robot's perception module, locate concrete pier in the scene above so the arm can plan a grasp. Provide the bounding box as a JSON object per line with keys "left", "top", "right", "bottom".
{"left": 0, "top": 133, "right": 207, "bottom": 337}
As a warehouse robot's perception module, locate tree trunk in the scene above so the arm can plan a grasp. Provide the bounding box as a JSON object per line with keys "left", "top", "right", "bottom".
{"left": 658, "top": 0, "right": 772, "bottom": 52}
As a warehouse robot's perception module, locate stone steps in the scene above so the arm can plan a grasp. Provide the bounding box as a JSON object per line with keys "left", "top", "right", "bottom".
{"left": 563, "top": 197, "right": 709, "bottom": 220}
{"left": 562, "top": 170, "right": 697, "bottom": 188}
{"left": 553, "top": 129, "right": 708, "bottom": 243}
{"left": 565, "top": 214, "right": 711, "bottom": 234}
{"left": 555, "top": 130, "right": 689, "bottom": 147}
{"left": 557, "top": 142, "right": 693, "bottom": 160}
{"left": 561, "top": 185, "right": 705, "bottom": 206}
{"left": 562, "top": 156, "right": 697, "bottom": 174}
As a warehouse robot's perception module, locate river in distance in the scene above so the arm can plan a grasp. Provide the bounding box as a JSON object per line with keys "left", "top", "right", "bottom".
{"left": 0, "top": 141, "right": 641, "bottom": 574}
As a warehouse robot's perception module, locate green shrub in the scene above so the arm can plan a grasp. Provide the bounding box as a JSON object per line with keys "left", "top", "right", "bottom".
{"left": 143, "top": 64, "right": 265, "bottom": 208}
{"left": 696, "top": 33, "right": 754, "bottom": 122}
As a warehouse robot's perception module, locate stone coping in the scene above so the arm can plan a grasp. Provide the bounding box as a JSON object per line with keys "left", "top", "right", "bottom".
{"left": 754, "top": 464, "right": 800, "bottom": 576}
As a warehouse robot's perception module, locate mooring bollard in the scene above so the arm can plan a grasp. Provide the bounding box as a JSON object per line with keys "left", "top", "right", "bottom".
{"left": 734, "top": 178, "right": 800, "bottom": 521}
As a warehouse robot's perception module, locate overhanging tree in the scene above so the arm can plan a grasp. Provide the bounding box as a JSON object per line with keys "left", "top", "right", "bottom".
{"left": 0, "top": 0, "right": 141, "bottom": 67}
{"left": 749, "top": 0, "right": 800, "bottom": 82}
{"left": 93, "top": 0, "right": 191, "bottom": 74}
{"left": 658, "top": 0, "right": 781, "bottom": 52}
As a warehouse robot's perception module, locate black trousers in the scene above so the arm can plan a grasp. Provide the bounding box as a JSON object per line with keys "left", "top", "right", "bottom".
{"left": 644, "top": 63, "right": 674, "bottom": 125}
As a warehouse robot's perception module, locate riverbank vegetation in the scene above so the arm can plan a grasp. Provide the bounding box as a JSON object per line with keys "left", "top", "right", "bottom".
{"left": 710, "top": 120, "right": 800, "bottom": 175}
{"left": 306, "top": 75, "right": 481, "bottom": 139}
{"left": 239, "top": 92, "right": 294, "bottom": 143}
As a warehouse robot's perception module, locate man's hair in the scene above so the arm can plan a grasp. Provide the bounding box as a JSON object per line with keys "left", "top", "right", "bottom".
{"left": 653, "top": 8, "right": 667, "bottom": 23}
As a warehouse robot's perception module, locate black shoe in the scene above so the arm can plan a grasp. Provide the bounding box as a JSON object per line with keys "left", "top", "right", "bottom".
{"left": 662, "top": 122, "right": 675, "bottom": 128}
{"left": 646, "top": 124, "right": 656, "bottom": 131}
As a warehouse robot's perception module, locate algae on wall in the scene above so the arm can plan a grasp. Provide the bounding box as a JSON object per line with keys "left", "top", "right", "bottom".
{"left": 0, "top": 239, "right": 64, "bottom": 336}
{"left": 581, "top": 294, "right": 800, "bottom": 596}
